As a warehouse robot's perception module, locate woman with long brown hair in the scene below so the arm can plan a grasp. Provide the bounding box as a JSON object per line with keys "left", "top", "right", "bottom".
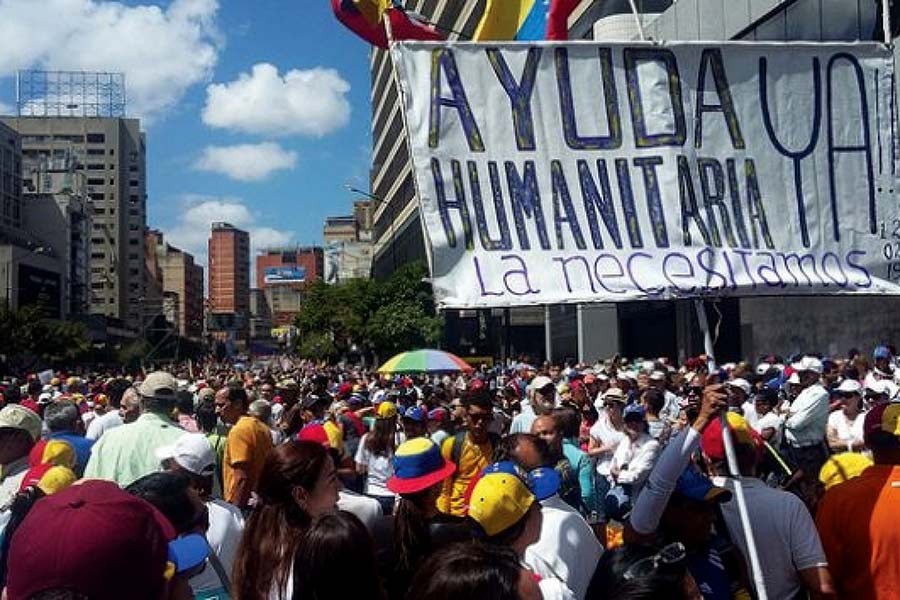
{"left": 232, "top": 440, "right": 340, "bottom": 600}
{"left": 355, "top": 402, "right": 401, "bottom": 515}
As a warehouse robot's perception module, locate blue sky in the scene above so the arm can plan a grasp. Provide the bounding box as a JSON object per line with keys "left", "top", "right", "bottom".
{"left": 0, "top": 0, "right": 374, "bottom": 281}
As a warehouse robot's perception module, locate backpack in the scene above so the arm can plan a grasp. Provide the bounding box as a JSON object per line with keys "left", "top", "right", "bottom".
{"left": 450, "top": 430, "right": 500, "bottom": 467}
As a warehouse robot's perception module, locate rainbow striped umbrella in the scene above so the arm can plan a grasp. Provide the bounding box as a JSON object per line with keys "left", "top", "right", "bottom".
{"left": 377, "top": 349, "right": 474, "bottom": 374}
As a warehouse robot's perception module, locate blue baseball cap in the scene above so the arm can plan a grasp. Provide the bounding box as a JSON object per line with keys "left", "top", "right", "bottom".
{"left": 874, "top": 345, "right": 892, "bottom": 360}
{"left": 527, "top": 467, "right": 561, "bottom": 501}
{"left": 673, "top": 467, "right": 732, "bottom": 504}
{"left": 623, "top": 404, "right": 645, "bottom": 420}
{"left": 168, "top": 533, "right": 209, "bottom": 575}
{"left": 403, "top": 406, "right": 426, "bottom": 423}
{"left": 481, "top": 461, "right": 560, "bottom": 501}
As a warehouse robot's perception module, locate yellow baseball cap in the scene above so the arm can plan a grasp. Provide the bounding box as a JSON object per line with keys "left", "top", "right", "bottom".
{"left": 819, "top": 452, "right": 873, "bottom": 490}
{"left": 467, "top": 472, "right": 535, "bottom": 537}
{"left": 376, "top": 401, "right": 397, "bottom": 419}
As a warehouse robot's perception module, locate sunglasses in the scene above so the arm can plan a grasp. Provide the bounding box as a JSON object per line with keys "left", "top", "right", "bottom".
{"left": 623, "top": 542, "right": 687, "bottom": 581}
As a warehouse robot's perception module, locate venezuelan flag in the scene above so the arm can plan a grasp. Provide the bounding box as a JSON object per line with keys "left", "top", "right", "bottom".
{"left": 474, "top": 0, "right": 551, "bottom": 41}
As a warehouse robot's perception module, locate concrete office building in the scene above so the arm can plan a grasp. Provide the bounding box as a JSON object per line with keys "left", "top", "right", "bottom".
{"left": 208, "top": 222, "right": 250, "bottom": 340}
{"left": 146, "top": 230, "right": 204, "bottom": 340}
{"left": 1, "top": 115, "right": 147, "bottom": 330}
{"left": 256, "top": 247, "right": 323, "bottom": 326}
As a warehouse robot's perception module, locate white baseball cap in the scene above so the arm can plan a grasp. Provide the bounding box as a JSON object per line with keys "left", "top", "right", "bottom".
{"left": 835, "top": 379, "right": 862, "bottom": 394}
{"left": 156, "top": 433, "right": 215, "bottom": 477}
{"left": 756, "top": 362, "right": 772, "bottom": 375}
{"left": 791, "top": 356, "right": 823, "bottom": 374}
{"left": 530, "top": 375, "right": 554, "bottom": 392}
{"left": 726, "top": 378, "right": 752, "bottom": 396}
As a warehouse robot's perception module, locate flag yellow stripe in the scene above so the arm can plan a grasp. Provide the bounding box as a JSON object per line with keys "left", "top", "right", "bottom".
{"left": 473, "top": 0, "right": 537, "bottom": 41}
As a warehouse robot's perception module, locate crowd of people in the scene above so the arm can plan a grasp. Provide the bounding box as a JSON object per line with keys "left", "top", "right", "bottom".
{"left": 0, "top": 345, "right": 898, "bottom": 599}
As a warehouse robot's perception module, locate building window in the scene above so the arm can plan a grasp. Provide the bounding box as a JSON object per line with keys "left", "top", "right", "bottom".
{"left": 91, "top": 252, "right": 105, "bottom": 259}
{"left": 91, "top": 237, "right": 104, "bottom": 245}
{"left": 86, "top": 133, "right": 105, "bottom": 144}
{"left": 90, "top": 193, "right": 105, "bottom": 201}
{"left": 129, "top": 239, "right": 138, "bottom": 246}
{"left": 129, "top": 180, "right": 139, "bottom": 187}
{"left": 93, "top": 207, "right": 105, "bottom": 214}
{"left": 87, "top": 178, "right": 105, "bottom": 186}
{"left": 87, "top": 148, "right": 105, "bottom": 156}
{"left": 128, "top": 268, "right": 139, "bottom": 276}
{"left": 128, "top": 253, "right": 139, "bottom": 260}
{"left": 91, "top": 282, "right": 105, "bottom": 290}
{"left": 86, "top": 163, "right": 105, "bottom": 171}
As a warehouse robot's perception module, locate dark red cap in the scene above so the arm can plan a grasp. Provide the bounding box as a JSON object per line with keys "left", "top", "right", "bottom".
{"left": 7, "top": 480, "right": 175, "bottom": 600}
{"left": 296, "top": 423, "right": 330, "bottom": 448}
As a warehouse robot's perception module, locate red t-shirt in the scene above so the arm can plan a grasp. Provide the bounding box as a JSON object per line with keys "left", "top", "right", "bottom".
{"left": 815, "top": 464, "right": 900, "bottom": 599}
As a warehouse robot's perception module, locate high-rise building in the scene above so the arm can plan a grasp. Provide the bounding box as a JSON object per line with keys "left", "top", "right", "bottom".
{"left": 0, "top": 121, "right": 22, "bottom": 230}
{"left": 1, "top": 115, "right": 147, "bottom": 330}
{"left": 208, "top": 222, "right": 250, "bottom": 340}
{"left": 146, "top": 230, "right": 204, "bottom": 340}
{"left": 256, "top": 247, "right": 323, "bottom": 326}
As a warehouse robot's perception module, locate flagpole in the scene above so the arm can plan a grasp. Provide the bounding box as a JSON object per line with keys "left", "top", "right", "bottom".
{"left": 693, "top": 299, "right": 768, "bottom": 600}
{"left": 627, "top": 0, "right": 647, "bottom": 41}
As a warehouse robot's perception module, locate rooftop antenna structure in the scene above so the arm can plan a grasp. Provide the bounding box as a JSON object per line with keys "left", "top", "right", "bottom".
{"left": 15, "top": 69, "right": 126, "bottom": 117}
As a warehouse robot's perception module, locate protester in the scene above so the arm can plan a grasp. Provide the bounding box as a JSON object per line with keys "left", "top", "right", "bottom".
{"left": 5, "top": 479, "right": 207, "bottom": 600}
{"left": 427, "top": 407, "right": 452, "bottom": 445}
{"left": 406, "top": 541, "right": 542, "bottom": 600}
{"left": 816, "top": 403, "right": 900, "bottom": 599}
{"left": 355, "top": 401, "right": 400, "bottom": 515}
{"left": 751, "top": 386, "right": 783, "bottom": 448}
{"left": 605, "top": 404, "right": 659, "bottom": 520}
{"left": 216, "top": 382, "right": 274, "bottom": 509}
{"left": 0, "top": 404, "right": 42, "bottom": 508}
{"left": 519, "top": 464, "right": 602, "bottom": 600}
{"left": 374, "top": 437, "right": 466, "bottom": 598}
{"left": 587, "top": 542, "right": 701, "bottom": 600}
{"left": 196, "top": 396, "right": 226, "bottom": 497}
{"left": 85, "top": 378, "right": 132, "bottom": 440}
{"left": 783, "top": 357, "right": 831, "bottom": 478}
{"left": 402, "top": 405, "right": 428, "bottom": 439}
{"left": 553, "top": 406, "right": 598, "bottom": 514}
{"left": 587, "top": 387, "right": 626, "bottom": 517}
{"left": 292, "top": 511, "right": 385, "bottom": 600}
{"left": 826, "top": 378, "right": 867, "bottom": 453}
{"left": 175, "top": 390, "right": 199, "bottom": 433}
{"left": 42, "top": 399, "right": 94, "bottom": 475}
{"left": 701, "top": 412, "right": 836, "bottom": 599}
{"left": 467, "top": 469, "right": 573, "bottom": 600}
{"left": 157, "top": 432, "right": 244, "bottom": 599}
{"left": 438, "top": 389, "right": 498, "bottom": 516}
{"left": 231, "top": 440, "right": 339, "bottom": 600}
{"left": 531, "top": 414, "right": 580, "bottom": 510}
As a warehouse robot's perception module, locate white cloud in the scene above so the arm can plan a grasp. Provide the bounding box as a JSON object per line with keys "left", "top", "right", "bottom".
{"left": 0, "top": 0, "right": 221, "bottom": 121}
{"left": 0, "top": 101, "right": 13, "bottom": 116}
{"left": 202, "top": 63, "right": 351, "bottom": 137}
{"left": 165, "top": 196, "right": 292, "bottom": 285}
{"left": 194, "top": 142, "right": 297, "bottom": 181}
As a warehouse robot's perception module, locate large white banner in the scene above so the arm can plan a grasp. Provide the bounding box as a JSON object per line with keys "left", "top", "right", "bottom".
{"left": 391, "top": 42, "right": 900, "bottom": 309}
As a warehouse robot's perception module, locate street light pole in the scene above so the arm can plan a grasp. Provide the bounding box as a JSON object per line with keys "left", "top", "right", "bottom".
{"left": 344, "top": 184, "right": 396, "bottom": 274}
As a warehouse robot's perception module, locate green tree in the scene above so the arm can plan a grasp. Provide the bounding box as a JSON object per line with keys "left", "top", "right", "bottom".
{"left": 0, "top": 302, "right": 91, "bottom": 369}
{"left": 293, "top": 262, "right": 443, "bottom": 362}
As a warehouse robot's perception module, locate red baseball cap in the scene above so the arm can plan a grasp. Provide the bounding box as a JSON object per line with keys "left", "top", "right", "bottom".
{"left": 701, "top": 412, "right": 764, "bottom": 462}
{"left": 7, "top": 480, "right": 176, "bottom": 600}
{"left": 297, "top": 423, "right": 330, "bottom": 448}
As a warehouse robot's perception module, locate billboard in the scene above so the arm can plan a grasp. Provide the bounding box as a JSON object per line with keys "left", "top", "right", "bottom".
{"left": 392, "top": 42, "right": 899, "bottom": 308}
{"left": 264, "top": 266, "right": 306, "bottom": 284}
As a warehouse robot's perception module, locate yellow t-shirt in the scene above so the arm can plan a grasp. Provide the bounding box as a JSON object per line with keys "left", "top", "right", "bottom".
{"left": 436, "top": 433, "right": 493, "bottom": 517}
{"left": 223, "top": 415, "right": 274, "bottom": 505}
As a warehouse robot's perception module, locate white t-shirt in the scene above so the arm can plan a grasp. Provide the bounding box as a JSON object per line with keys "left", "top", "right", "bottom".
{"left": 337, "top": 489, "right": 382, "bottom": 531}
{"left": 524, "top": 498, "right": 602, "bottom": 600}
{"left": 609, "top": 433, "right": 660, "bottom": 493}
{"left": 741, "top": 401, "right": 759, "bottom": 428}
{"left": 354, "top": 433, "right": 395, "bottom": 497}
{"left": 753, "top": 412, "right": 784, "bottom": 448}
{"left": 827, "top": 409, "right": 866, "bottom": 448}
{"left": 191, "top": 498, "right": 244, "bottom": 593}
{"left": 85, "top": 409, "right": 123, "bottom": 441}
{"left": 711, "top": 477, "right": 828, "bottom": 600}
{"left": 588, "top": 411, "right": 625, "bottom": 476}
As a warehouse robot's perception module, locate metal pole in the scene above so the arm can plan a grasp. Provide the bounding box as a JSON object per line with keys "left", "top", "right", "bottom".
{"left": 627, "top": 0, "right": 647, "bottom": 41}
{"left": 544, "top": 305, "right": 552, "bottom": 364}
{"left": 883, "top": 0, "right": 893, "bottom": 46}
{"left": 693, "top": 299, "right": 768, "bottom": 600}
